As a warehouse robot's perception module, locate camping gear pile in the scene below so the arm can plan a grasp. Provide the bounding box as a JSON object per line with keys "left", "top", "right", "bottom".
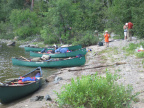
{"left": 135, "top": 46, "right": 144, "bottom": 52}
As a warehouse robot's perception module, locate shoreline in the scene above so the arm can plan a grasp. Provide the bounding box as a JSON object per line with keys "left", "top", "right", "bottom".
{"left": 1, "top": 39, "right": 144, "bottom": 108}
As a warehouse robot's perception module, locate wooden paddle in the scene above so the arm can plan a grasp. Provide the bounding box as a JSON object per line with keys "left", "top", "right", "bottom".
{"left": 20, "top": 56, "right": 30, "bottom": 61}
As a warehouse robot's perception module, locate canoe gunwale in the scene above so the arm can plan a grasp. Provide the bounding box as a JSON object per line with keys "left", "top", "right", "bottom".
{"left": 24, "top": 45, "right": 82, "bottom": 52}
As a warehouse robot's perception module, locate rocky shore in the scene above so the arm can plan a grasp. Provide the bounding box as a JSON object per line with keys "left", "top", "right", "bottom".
{"left": 2, "top": 38, "right": 144, "bottom": 108}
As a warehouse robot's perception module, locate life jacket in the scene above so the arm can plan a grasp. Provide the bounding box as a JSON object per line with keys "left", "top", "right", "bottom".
{"left": 22, "top": 77, "right": 35, "bottom": 82}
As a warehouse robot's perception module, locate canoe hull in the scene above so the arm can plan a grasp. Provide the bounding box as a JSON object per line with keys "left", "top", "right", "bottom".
{"left": 24, "top": 47, "right": 54, "bottom": 52}
{"left": 30, "top": 48, "right": 87, "bottom": 58}
{"left": 12, "top": 56, "right": 86, "bottom": 68}
{"left": 24, "top": 45, "right": 82, "bottom": 52}
{"left": 0, "top": 67, "right": 42, "bottom": 104}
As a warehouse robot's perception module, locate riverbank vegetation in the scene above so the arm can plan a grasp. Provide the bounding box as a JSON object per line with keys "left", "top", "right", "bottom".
{"left": 123, "top": 41, "right": 144, "bottom": 58}
{"left": 55, "top": 72, "right": 136, "bottom": 108}
{"left": 0, "top": 0, "right": 144, "bottom": 46}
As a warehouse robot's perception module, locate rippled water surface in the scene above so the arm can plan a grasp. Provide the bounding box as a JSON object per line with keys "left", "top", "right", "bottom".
{"left": 0, "top": 43, "right": 57, "bottom": 83}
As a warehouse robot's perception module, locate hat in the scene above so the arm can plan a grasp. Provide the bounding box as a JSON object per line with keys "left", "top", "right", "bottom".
{"left": 53, "top": 44, "right": 58, "bottom": 49}
{"left": 105, "top": 30, "right": 108, "bottom": 32}
{"left": 53, "top": 44, "right": 56, "bottom": 47}
{"left": 125, "top": 23, "right": 128, "bottom": 25}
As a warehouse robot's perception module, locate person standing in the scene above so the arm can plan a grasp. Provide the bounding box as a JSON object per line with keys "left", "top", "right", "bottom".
{"left": 127, "top": 22, "right": 133, "bottom": 41}
{"left": 104, "top": 30, "right": 110, "bottom": 47}
{"left": 123, "top": 23, "right": 128, "bottom": 40}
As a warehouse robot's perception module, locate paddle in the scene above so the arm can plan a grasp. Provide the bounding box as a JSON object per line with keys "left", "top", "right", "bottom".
{"left": 20, "top": 56, "right": 30, "bottom": 61}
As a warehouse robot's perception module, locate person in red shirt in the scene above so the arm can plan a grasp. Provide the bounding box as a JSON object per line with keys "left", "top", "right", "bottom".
{"left": 104, "top": 30, "right": 110, "bottom": 47}
{"left": 127, "top": 22, "right": 133, "bottom": 41}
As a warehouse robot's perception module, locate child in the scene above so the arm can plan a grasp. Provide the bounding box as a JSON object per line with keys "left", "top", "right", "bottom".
{"left": 104, "top": 30, "right": 110, "bottom": 47}
{"left": 123, "top": 23, "right": 128, "bottom": 40}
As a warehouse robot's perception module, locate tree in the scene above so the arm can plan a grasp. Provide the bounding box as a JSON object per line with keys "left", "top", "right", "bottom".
{"left": 41, "top": 0, "right": 106, "bottom": 44}
{"left": 10, "top": 9, "right": 41, "bottom": 39}
{"left": 106, "top": 0, "right": 144, "bottom": 38}
{"left": 0, "top": 0, "right": 29, "bottom": 22}
{"left": 41, "top": 0, "right": 77, "bottom": 44}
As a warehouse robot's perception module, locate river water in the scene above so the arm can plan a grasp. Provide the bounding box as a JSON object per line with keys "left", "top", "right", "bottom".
{"left": 0, "top": 42, "right": 58, "bottom": 107}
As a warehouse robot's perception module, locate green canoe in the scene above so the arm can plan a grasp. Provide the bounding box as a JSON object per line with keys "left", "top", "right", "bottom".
{"left": 12, "top": 56, "right": 86, "bottom": 68}
{"left": 30, "top": 48, "right": 87, "bottom": 58}
{"left": 24, "top": 46, "right": 54, "bottom": 52}
{"left": 0, "top": 67, "right": 42, "bottom": 104}
{"left": 24, "top": 45, "right": 82, "bottom": 52}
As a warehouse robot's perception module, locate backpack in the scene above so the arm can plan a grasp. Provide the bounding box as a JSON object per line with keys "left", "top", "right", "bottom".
{"left": 98, "top": 42, "right": 103, "bottom": 46}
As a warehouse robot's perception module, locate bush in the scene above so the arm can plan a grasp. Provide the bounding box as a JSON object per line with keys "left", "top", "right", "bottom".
{"left": 0, "top": 33, "right": 14, "bottom": 39}
{"left": 72, "top": 31, "right": 99, "bottom": 47}
{"left": 123, "top": 41, "right": 144, "bottom": 56}
{"left": 40, "top": 26, "right": 59, "bottom": 44}
{"left": 55, "top": 72, "right": 134, "bottom": 108}
{"left": 123, "top": 43, "right": 139, "bottom": 55}
{"left": 10, "top": 9, "right": 41, "bottom": 39}
{"left": 113, "top": 35, "right": 124, "bottom": 40}
{"left": 135, "top": 52, "right": 144, "bottom": 58}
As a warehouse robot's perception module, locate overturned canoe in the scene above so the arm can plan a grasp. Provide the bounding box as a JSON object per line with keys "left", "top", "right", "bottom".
{"left": 0, "top": 67, "right": 42, "bottom": 104}
{"left": 12, "top": 56, "right": 86, "bottom": 68}
{"left": 24, "top": 45, "right": 82, "bottom": 52}
{"left": 30, "top": 48, "right": 87, "bottom": 58}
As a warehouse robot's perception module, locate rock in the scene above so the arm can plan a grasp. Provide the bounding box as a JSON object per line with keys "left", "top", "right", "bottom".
{"left": 34, "top": 96, "right": 44, "bottom": 101}
{"left": 54, "top": 76, "right": 63, "bottom": 84}
{"left": 14, "top": 36, "right": 18, "bottom": 41}
{"left": 46, "top": 75, "right": 56, "bottom": 82}
{"left": 54, "top": 71, "right": 63, "bottom": 75}
{"left": 45, "top": 95, "right": 52, "bottom": 101}
{"left": 31, "top": 37, "right": 43, "bottom": 42}
{"left": 19, "top": 44, "right": 38, "bottom": 48}
{"left": 7, "top": 41, "right": 16, "bottom": 46}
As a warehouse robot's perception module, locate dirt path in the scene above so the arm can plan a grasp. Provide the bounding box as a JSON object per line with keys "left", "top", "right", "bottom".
{"left": 4, "top": 39, "right": 144, "bottom": 108}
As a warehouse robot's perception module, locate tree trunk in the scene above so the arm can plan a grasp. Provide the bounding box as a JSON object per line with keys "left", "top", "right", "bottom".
{"left": 31, "top": 0, "right": 34, "bottom": 11}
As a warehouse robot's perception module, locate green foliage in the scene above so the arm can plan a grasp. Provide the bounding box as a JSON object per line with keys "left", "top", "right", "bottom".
{"left": 113, "top": 36, "right": 124, "bottom": 40}
{"left": 1, "top": 0, "right": 144, "bottom": 43}
{"left": 0, "top": 21, "right": 14, "bottom": 39}
{"left": 71, "top": 31, "right": 99, "bottom": 47}
{"left": 9, "top": 9, "right": 41, "bottom": 39}
{"left": 0, "top": 21, "right": 8, "bottom": 35}
{"left": 142, "top": 59, "right": 144, "bottom": 64}
{"left": 106, "top": 0, "right": 144, "bottom": 38}
{"left": 55, "top": 72, "right": 134, "bottom": 108}
{"left": 131, "top": 1, "right": 144, "bottom": 38}
{"left": 0, "top": 0, "right": 27, "bottom": 22}
{"left": 40, "top": 0, "right": 106, "bottom": 44}
{"left": 40, "top": 25, "right": 59, "bottom": 44}
{"left": 123, "top": 41, "right": 144, "bottom": 57}
{"left": 135, "top": 52, "right": 144, "bottom": 58}
{"left": 123, "top": 43, "right": 139, "bottom": 55}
